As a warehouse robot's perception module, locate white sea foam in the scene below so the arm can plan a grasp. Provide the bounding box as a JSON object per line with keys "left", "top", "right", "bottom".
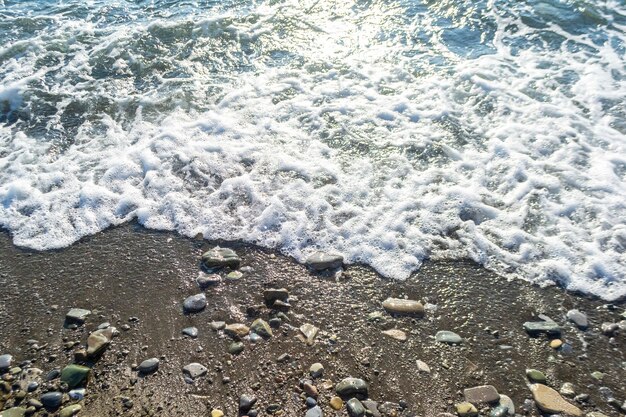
{"left": 1, "top": 0, "right": 626, "bottom": 299}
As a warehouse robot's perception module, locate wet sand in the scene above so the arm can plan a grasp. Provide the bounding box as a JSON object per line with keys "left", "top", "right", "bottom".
{"left": 0, "top": 224, "right": 624, "bottom": 417}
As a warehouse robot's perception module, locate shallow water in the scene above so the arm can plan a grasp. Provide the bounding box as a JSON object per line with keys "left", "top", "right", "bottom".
{"left": 1, "top": 0, "right": 626, "bottom": 299}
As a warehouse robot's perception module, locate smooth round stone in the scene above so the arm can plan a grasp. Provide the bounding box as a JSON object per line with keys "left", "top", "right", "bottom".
{"left": 226, "top": 271, "right": 243, "bottom": 281}
{"left": 182, "top": 327, "right": 199, "bottom": 338}
{"left": 27, "top": 381, "right": 39, "bottom": 392}
{"left": 305, "top": 405, "right": 323, "bottom": 417}
{"left": 306, "top": 397, "right": 317, "bottom": 408}
{"left": 310, "top": 363, "right": 324, "bottom": 378}
{"left": 347, "top": 398, "right": 366, "bottom": 417}
{"left": 69, "top": 388, "right": 85, "bottom": 400}
{"left": 530, "top": 384, "right": 582, "bottom": 416}
{"left": 138, "top": 358, "right": 160, "bottom": 374}
{"left": 224, "top": 323, "right": 250, "bottom": 339}
{"left": 202, "top": 247, "right": 241, "bottom": 269}
{"left": 183, "top": 363, "right": 208, "bottom": 380}
{"left": 416, "top": 360, "right": 431, "bottom": 373}
{"left": 382, "top": 298, "right": 424, "bottom": 315}
{"left": 249, "top": 333, "right": 262, "bottom": 343}
{"left": 210, "top": 410, "right": 224, "bottom": 417}
{"left": 550, "top": 339, "right": 563, "bottom": 349}
{"left": 210, "top": 321, "right": 226, "bottom": 331}
{"left": 60, "top": 364, "right": 90, "bottom": 389}
{"left": 250, "top": 319, "right": 273, "bottom": 338}
{"left": 59, "top": 404, "right": 82, "bottom": 417}
{"left": 40, "top": 391, "right": 63, "bottom": 410}
{"left": 183, "top": 294, "right": 207, "bottom": 314}
{"left": 46, "top": 369, "right": 61, "bottom": 381}
{"left": 0, "top": 354, "right": 13, "bottom": 371}
{"left": 305, "top": 252, "right": 343, "bottom": 270}
{"left": 97, "top": 322, "right": 111, "bottom": 329}
{"left": 1, "top": 408, "right": 27, "bottom": 417}
{"left": 455, "top": 402, "right": 478, "bottom": 417}
{"left": 239, "top": 394, "right": 257, "bottom": 413}
{"left": 497, "top": 394, "right": 515, "bottom": 416}
{"left": 566, "top": 309, "right": 588, "bottom": 330}
{"left": 196, "top": 274, "right": 221, "bottom": 288}
{"left": 335, "top": 378, "right": 369, "bottom": 399}
{"left": 526, "top": 369, "right": 547, "bottom": 384}
{"left": 435, "top": 330, "right": 463, "bottom": 344}
{"left": 330, "top": 396, "right": 343, "bottom": 410}
{"left": 228, "top": 342, "right": 245, "bottom": 355}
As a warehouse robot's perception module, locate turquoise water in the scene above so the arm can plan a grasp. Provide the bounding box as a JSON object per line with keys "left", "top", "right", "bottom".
{"left": 1, "top": 0, "right": 626, "bottom": 299}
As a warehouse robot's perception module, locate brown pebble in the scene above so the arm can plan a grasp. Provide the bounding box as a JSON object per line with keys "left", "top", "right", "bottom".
{"left": 330, "top": 396, "right": 343, "bottom": 410}
{"left": 303, "top": 382, "right": 318, "bottom": 398}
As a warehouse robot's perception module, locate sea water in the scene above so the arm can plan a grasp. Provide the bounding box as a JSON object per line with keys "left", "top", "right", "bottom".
{"left": 1, "top": 0, "right": 625, "bottom": 299}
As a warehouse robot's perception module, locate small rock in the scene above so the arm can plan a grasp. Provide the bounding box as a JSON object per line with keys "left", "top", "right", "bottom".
{"left": 224, "top": 323, "right": 250, "bottom": 339}
{"left": 202, "top": 247, "right": 241, "bottom": 269}
{"left": 138, "top": 358, "right": 159, "bottom": 374}
{"left": 87, "top": 327, "right": 114, "bottom": 358}
{"left": 336, "top": 378, "right": 368, "bottom": 399}
{"left": 382, "top": 298, "right": 424, "bottom": 316}
{"left": 272, "top": 299, "right": 291, "bottom": 312}
{"left": 65, "top": 308, "right": 91, "bottom": 325}
{"left": 330, "top": 397, "right": 343, "bottom": 410}
{"left": 68, "top": 388, "right": 85, "bottom": 400}
{"left": 40, "top": 391, "right": 63, "bottom": 410}
{"left": 0, "top": 408, "right": 27, "bottom": 417}
{"left": 590, "top": 371, "right": 604, "bottom": 381}
{"left": 560, "top": 382, "right": 576, "bottom": 397}
{"left": 530, "top": 383, "right": 582, "bottom": 416}
{"left": 229, "top": 342, "right": 245, "bottom": 355}
{"left": 523, "top": 321, "right": 561, "bottom": 336}
{"left": 0, "top": 354, "right": 13, "bottom": 371}
{"left": 455, "top": 402, "right": 478, "bottom": 417}
{"left": 263, "top": 288, "right": 289, "bottom": 304}
{"left": 463, "top": 385, "right": 500, "bottom": 404}
{"left": 305, "top": 252, "right": 343, "bottom": 270}
{"left": 566, "top": 310, "right": 588, "bottom": 330}
{"left": 497, "top": 395, "right": 515, "bottom": 416}
{"left": 305, "top": 405, "right": 323, "bottom": 417}
{"left": 304, "top": 382, "right": 319, "bottom": 398}
{"left": 210, "top": 321, "right": 226, "bottom": 330}
{"left": 601, "top": 322, "right": 618, "bottom": 336}
{"left": 300, "top": 323, "right": 319, "bottom": 345}
{"left": 210, "top": 410, "right": 224, "bottom": 417}
{"left": 526, "top": 369, "right": 547, "bottom": 384}
{"left": 182, "top": 327, "right": 199, "bottom": 338}
{"left": 183, "top": 294, "right": 207, "bottom": 314}
{"left": 416, "top": 360, "right": 431, "bottom": 373}
{"left": 239, "top": 395, "right": 257, "bottom": 413}
{"left": 60, "top": 364, "right": 90, "bottom": 389}
{"left": 310, "top": 363, "right": 324, "bottom": 378}
{"left": 550, "top": 339, "right": 563, "bottom": 349}
{"left": 250, "top": 319, "right": 273, "bottom": 338}
{"left": 183, "top": 363, "right": 208, "bottom": 380}
{"left": 197, "top": 274, "right": 221, "bottom": 288}
{"left": 347, "top": 398, "right": 366, "bottom": 417}
{"left": 59, "top": 404, "right": 81, "bottom": 417}
{"left": 306, "top": 397, "right": 317, "bottom": 408}
{"left": 382, "top": 329, "right": 407, "bottom": 342}
{"left": 226, "top": 271, "right": 243, "bottom": 281}
{"left": 435, "top": 330, "right": 463, "bottom": 344}
{"left": 361, "top": 400, "right": 381, "bottom": 417}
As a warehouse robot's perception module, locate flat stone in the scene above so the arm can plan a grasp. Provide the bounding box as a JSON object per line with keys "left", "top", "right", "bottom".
{"left": 59, "top": 404, "right": 82, "bottom": 417}
{"left": 416, "top": 360, "right": 431, "bottom": 373}
{"left": 182, "top": 327, "right": 199, "bottom": 338}
{"left": 202, "top": 247, "right": 241, "bottom": 269}
{"left": 0, "top": 354, "right": 12, "bottom": 371}
{"left": 347, "top": 398, "right": 366, "bottom": 417}
{"left": 330, "top": 397, "right": 343, "bottom": 410}
{"left": 210, "top": 410, "right": 224, "bottom": 417}
{"left": 300, "top": 323, "right": 319, "bottom": 345}
{"left": 68, "top": 388, "right": 85, "bottom": 400}
{"left": 305, "top": 405, "right": 323, "bottom": 417}
{"left": 272, "top": 299, "right": 291, "bottom": 312}
{"left": 250, "top": 319, "right": 273, "bottom": 338}
{"left": 228, "top": 342, "right": 245, "bottom": 355}
{"left": 60, "top": 364, "right": 90, "bottom": 389}
{"left": 526, "top": 369, "right": 547, "bottom": 384}
{"left": 336, "top": 377, "right": 369, "bottom": 399}
{"left": 0, "top": 408, "right": 27, "bottom": 417}
{"left": 463, "top": 385, "right": 500, "bottom": 404}
{"left": 226, "top": 271, "right": 243, "bottom": 281}
{"left": 196, "top": 274, "right": 221, "bottom": 288}
{"left": 566, "top": 310, "right": 588, "bottom": 330}
{"left": 183, "top": 294, "right": 207, "bottom": 314}
{"left": 310, "top": 363, "right": 324, "bottom": 378}
{"left": 560, "top": 382, "right": 576, "bottom": 397}
{"left": 183, "top": 363, "right": 208, "bottom": 380}
{"left": 263, "top": 288, "right": 289, "bottom": 304}
{"left": 436, "top": 330, "right": 463, "bottom": 344}
{"left": 40, "top": 391, "right": 63, "bottom": 410}
{"left": 455, "top": 402, "right": 478, "bottom": 417}
{"left": 304, "top": 382, "right": 318, "bottom": 398}
{"left": 382, "top": 298, "right": 424, "bottom": 315}
{"left": 210, "top": 321, "right": 226, "bottom": 330}
{"left": 87, "top": 327, "right": 114, "bottom": 357}
{"left": 382, "top": 329, "right": 407, "bottom": 341}
{"left": 361, "top": 400, "right": 382, "bottom": 417}
{"left": 530, "top": 383, "right": 582, "bottom": 416}
{"left": 305, "top": 252, "right": 344, "bottom": 270}
{"left": 224, "top": 323, "right": 250, "bottom": 339}
{"left": 138, "top": 358, "right": 159, "bottom": 374}
{"left": 523, "top": 321, "right": 561, "bottom": 336}
{"left": 65, "top": 308, "right": 91, "bottom": 325}
{"left": 497, "top": 394, "right": 515, "bottom": 416}
{"left": 239, "top": 395, "right": 257, "bottom": 413}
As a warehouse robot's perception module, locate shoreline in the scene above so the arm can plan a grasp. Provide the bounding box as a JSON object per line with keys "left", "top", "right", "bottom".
{"left": 0, "top": 223, "right": 625, "bottom": 417}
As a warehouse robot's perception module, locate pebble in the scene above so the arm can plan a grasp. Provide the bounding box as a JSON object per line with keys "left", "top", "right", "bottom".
{"left": 303, "top": 382, "right": 318, "bottom": 398}
{"left": 435, "top": 330, "right": 463, "bottom": 344}
{"left": 263, "top": 288, "right": 289, "bottom": 304}
{"left": 183, "top": 363, "right": 208, "bottom": 380}
{"left": 183, "top": 294, "right": 207, "bottom": 314}
{"left": 566, "top": 310, "right": 589, "bottom": 330}
{"left": 305, "top": 405, "right": 323, "bottom": 417}
{"left": 46, "top": 369, "right": 61, "bottom": 381}
{"left": 60, "top": 364, "right": 90, "bottom": 389}
{"left": 330, "top": 396, "right": 343, "bottom": 410}
{"left": 310, "top": 363, "right": 324, "bottom": 378}
{"left": 224, "top": 323, "right": 250, "bottom": 339}
{"left": 226, "top": 271, "right": 243, "bottom": 281}
{"left": 0, "top": 408, "right": 27, "bottom": 417}
{"left": 300, "top": 323, "right": 319, "bottom": 345}
{"left": 138, "top": 358, "right": 160, "bottom": 374}
{"left": 229, "top": 342, "right": 245, "bottom": 355}
{"left": 69, "top": 388, "right": 85, "bottom": 400}
{"left": 306, "top": 397, "right": 317, "bottom": 408}
{"left": 523, "top": 321, "right": 561, "bottom": 336}
{"left": 202, "top": 247, "right": 241, "bottom": 269}
{"left": 65, "top": 308, "right": 91, "bottom": 325}
{"left": 530, "top": 383, "right": 582, "bottom": 416}
{"left": 497, "top": 394, "right": 515, "bottom": 416}
{"left": 210, "top": 410, "right": 224, "bottom": 417}
{"left": 182, "top": 327, "right": 199, "bottom": 338}
{"left": 239, "top": 394, "right": 257, "bottom": 413}
{"left": 416, "top": 360, "right": 431, "bottom": 373}
{"left": 526, "top": 369, "right": 547, "bottom": 384}
{"left": 361, "top": 400, "right": 381, "bottom": 417}
{"left": 0, "top": 354, "right": 12, "bottom": 371}
{"left": 210, "top": 321, "right": 226, "bottom": 330}
{"left": 601, "top": 322, "right": 618, "bottom": 336}
{"left": 86, "top": 327, "right": 114, "bottom": 357}
{"left": 347, "top": 398, "right": 366, "bottom": 417}
{"left": 463, "top": 385, "right": 500, "bottom": 404}
{"left": 305, "top": 252, "right": 343, "bottom": 270}
{"left": 250, "top": 318, "right": 273, "bottom": 338}
{"left": 197, "top": 274, "right": 221, "bottom": 288}
{"left": 40, "top": 391, "right": 63, "bottom": 410}
{"left": 550, "top": 339, "right": 563, "bottom": 349}
{"left": 382, "top": 329, "right": 407, "bottom": 342}
{"left": 560, "top": 382, "right": 576, "bottom": 397}
{"left": 382, "top": 298, "right": 424, "bottom": 316}
{"left": 455, "top": 402, "right": 478, "bottom": 417}
{"left": 335, "top": 377, "right": 369, "bottom": 399}
{"left": 27, "top": 381, "right": 39, "bottom": 392}
{"left": 59, "top": 404, "right": 81, "bottom": 417}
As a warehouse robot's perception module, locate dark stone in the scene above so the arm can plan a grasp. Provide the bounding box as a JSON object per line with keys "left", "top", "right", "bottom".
{"left": 347, "top": 398, "right": 366, "bottom": 417}
{"left": 239, "top": 395, "right": 257, "bottom": 413}
{"left": 306, "top": 252, "right": 343, "bottom": 270}
{"left": 40, "top": 391, "right": 63, "bottom": 410}
{"left": 201, "top": 247, "right": 241, "bottom": 269}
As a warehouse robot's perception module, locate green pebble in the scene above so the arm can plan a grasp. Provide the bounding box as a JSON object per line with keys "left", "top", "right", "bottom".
{"left": 526, "top": 369, "right": 547, "bottom": 384}
{"left": 59, "top": 404, "right": 82, "bottom": 417}
{"left": 61, "top": 364, "right": 91, "bottom": 389}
